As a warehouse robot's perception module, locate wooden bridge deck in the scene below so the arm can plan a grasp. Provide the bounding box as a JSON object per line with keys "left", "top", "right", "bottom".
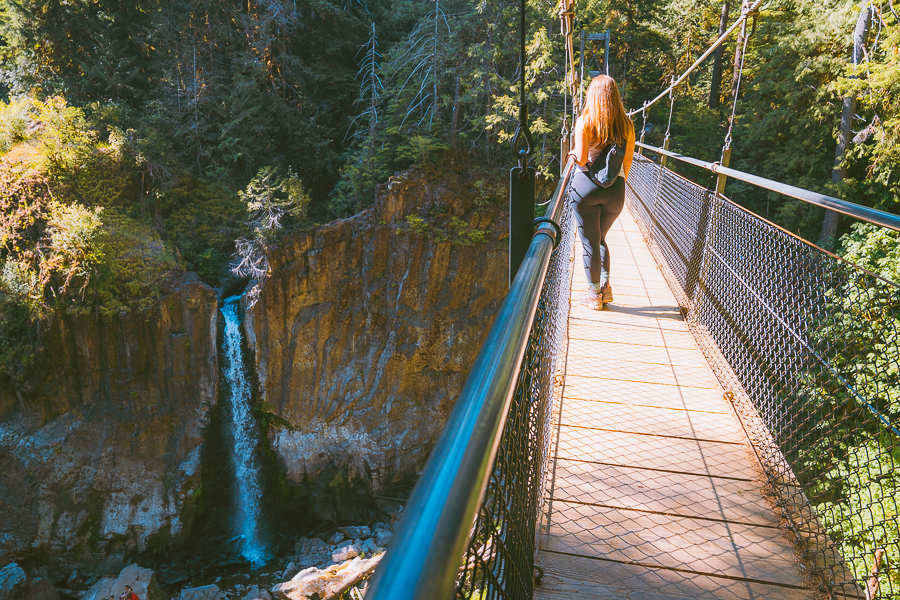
{"left": 534, "top": 204, "right": 813, "bottom": 600}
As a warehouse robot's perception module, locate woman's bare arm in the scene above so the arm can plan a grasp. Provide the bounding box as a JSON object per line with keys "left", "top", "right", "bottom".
{"left": 623, "top": 121, "right": 636, "bottom": 179}
{"left": 570, "top": 116, "right": 589, "bottom": 167}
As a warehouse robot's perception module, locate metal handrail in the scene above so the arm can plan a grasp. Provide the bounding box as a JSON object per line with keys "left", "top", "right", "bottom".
{"left": 636, "top": 141, "right": 900, "bottom": 233}
{"left": 366, "top": 156, "right": 577, "bottom": 600}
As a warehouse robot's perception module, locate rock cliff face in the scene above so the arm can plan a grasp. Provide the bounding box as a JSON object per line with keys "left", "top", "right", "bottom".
{"left": 0, "top": 275, "right": 218, "bottom": 579}
{"left": 245, "top": 163, "right": 508, "bottom": 519}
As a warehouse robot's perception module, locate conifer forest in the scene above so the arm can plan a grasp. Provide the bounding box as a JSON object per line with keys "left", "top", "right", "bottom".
{"left": 1, "top": 0, "right": 898, "bottom": 332}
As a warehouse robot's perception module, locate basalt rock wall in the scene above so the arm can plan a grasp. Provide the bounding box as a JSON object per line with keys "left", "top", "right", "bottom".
{"left": 245, "top": 163, "right": 508, "bottom": 519}
{"left": 0, "top": 275, "right": 218, "bottom": 579}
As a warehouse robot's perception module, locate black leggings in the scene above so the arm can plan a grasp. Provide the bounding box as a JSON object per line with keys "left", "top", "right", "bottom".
{"left": 571, "top": 171, "right": 626, "bottom": 286}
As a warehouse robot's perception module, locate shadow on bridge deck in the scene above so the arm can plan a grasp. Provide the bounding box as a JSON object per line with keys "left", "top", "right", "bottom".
{"left": 535, "top": 204, "right": 814, "bottom": 600}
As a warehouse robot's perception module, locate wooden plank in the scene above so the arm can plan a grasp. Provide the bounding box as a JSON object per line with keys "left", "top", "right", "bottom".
{"left": 567, "top": 322, "right": 697, "bottom": 348}
{"left": 561, "top": 376, "right": 731, "bottom": 413}
{"left": 556, "top": 427, "right": 761, "bottom": 480}
{"left": 551, "top": 460, "right": 776, "bottom": 525}
{"left": 534, "top": 551, "right": 812, "bottom": 600}
{"left": 569, "top": 304, "right": 687, "bottom": 331}
{"left": 560, "top": 397, "right": 744, "bottom": 441}
{"left": 563, "top": 359, "right": 723, "bottom": 389}
{"left": 542, "top": 503, "right": 804, "bottom": 586}
{"left": 566, "top": 338, "right": 712, "bottom": 368}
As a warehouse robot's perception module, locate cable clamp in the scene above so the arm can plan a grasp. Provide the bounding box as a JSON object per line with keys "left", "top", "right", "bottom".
{"left": 533, "top": 217, "right": 563, "bottom": 249}
{"left": 511, "top": 103, "right": 534, "bottom": 175}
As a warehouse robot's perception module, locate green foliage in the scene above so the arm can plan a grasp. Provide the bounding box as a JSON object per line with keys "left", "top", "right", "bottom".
{"left": 403, "top": 214, "right": 429, "bottom": 236}
{"left": 0, "top": 260, "right": 41, "bottom": 308}
{"left": 34, "top": 97, "right": 96, "bottom": 190}
{"left": 42, "top": 201, "right": 105, "bottom": 298}
{"left": 817, "top": 440, "right": 900, "bottom": 594}
{"left": 833, "top": 8, "right": 900, "bottom": 213}
{"left": 0, "top": 97, "right": 30, "bottom": 154}
{"left": 93, "top": 208, "right": 179, "bottom": 313}
{"left": 841, "top": 223, "right": 900, "bottom": 284}
{"left": 0, "top": 294, "right": 46, "bottom": 387}
{"left": 396, "top": 211, "right": 489, "bottom": 245}
{"left": 232, "top": 166, "right": 310, "bottom": 279}
{"left": 448, "top": 216, "right": 488, "bottom": 244}
{"left": 794, "top": 223, "right": 900, "bottom": 593}
{"left": 158, "top": 175, "right": 247, "bottom": 285}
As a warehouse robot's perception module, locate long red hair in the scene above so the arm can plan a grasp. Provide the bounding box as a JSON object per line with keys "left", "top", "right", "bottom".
{"left": 581, "top": 75, "right": 631, "bottom": 149}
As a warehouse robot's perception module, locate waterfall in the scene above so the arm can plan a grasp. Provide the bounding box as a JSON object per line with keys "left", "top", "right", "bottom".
{"left": 220, "top": 295, "right": 267, "bottom": 564}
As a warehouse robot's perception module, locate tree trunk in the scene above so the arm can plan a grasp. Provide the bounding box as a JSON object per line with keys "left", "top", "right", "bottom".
{"left": 820, "top": 1, "right": 872, "bottom": 249}
{"left": 369, "top": 23, "right": 377, "bottom": 144}
{"left": 730, "top": 1, "right": 748, "bottom": 104}
{"left": 432, "top": 0, "right": 440, "bottom": 125}
{"left": 485, "top": 28, "right": 493, "bottom": 147}
{"left": 451, "top": 75, "right": 460, "bottom": 143}
{"left": 709, "top": 2, "right": 729, "bottom": 108}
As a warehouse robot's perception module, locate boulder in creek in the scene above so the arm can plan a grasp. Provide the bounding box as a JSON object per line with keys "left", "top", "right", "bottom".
{"left": 279, "top": 564, "right": 301, "bottom": 583}
{"left": 0, "top": 566, "right": 59, "bottom": 600}
{"left": 336, "top": 527, "right": 370, "bottom": 541}
{"left": 330, "top": 544, "right": 359, "bottom": 563}
{"left": 172, "top": 586, "right": 219, "bottom": 600}
{"left": 373, "top": 529, "right": 392, "bottom": 548}
{"left": 295, "top": 538, "right": 327, "bottom": 557}
{"left": 238, "top": 587, "right": 270, "bottom": 600}
{"left": 81, "top": 565, "right": 168, "bottom": 600}
{"left": 14, "top": 580, "right": 59, "bottom": 600}
{"left": 358, "top": 539, "right": 378, "bottom": 557}
{"left": 271, "top": 554, "right": 382, "bottom": 600}
{"left": 0, "top": 564, "right": 27, "bottom": 600}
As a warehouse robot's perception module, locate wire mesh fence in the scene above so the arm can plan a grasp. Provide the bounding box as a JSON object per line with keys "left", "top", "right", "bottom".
{"left": 455, "top": 200, "right": 574, "bottom": 600}
{"left": 626, "top": 152, "right": 900, "bottom": 600}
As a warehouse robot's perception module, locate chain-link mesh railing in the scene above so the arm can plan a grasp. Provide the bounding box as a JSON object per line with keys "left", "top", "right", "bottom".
{"left": 455, "top": 200, "right": 574, "bottom": 600}
{"left": 626, "top": 152, "right": 900, "bottom": 599}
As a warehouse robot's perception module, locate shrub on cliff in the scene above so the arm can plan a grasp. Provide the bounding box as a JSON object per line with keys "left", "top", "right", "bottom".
{"left": 232, "top": 166, "right": 310, "bottom": 279}
{"left": 0, "top": 96, "right": 184, "bottom": 386}
{"left": 157, "top": 174, "right": 247, "bottom": 284}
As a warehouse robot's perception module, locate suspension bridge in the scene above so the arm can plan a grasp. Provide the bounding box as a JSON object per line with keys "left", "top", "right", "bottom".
{"left": 359, "top": 1, "right": 900, "bottom": 599}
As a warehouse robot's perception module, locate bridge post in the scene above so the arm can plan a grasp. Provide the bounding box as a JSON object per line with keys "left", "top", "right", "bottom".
{"left": 605, "top": 29, "right": 610, "bottom": 75}
{"left": 660, "top": 136, "right": 670, "bottom": 168}
{"left": 715, "top": 146, "right": 731, "bottom": 195}
{"left": 560, "top": 138, "right": 571, "bottom": 175}
{"left": 509, "top": 167, "right": 536, "bottom": 286}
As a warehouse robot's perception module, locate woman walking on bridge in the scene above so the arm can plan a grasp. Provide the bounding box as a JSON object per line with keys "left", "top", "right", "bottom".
{"left": 569, "top": 75, "right": 635, "bottom": 308}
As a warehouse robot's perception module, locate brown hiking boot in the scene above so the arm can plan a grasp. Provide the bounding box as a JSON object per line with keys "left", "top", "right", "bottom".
{"left": 600, "top": 283, "right": 614, "bottom": 305}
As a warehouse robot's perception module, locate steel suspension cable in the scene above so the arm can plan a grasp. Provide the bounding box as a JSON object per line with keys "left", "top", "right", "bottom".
{"left": 560, "top": 0, "right": 573, "bottom": 143}
{"left": 626, "top": 0, "right": 765, "bottom": 117}
{"left": 639, "top": 102, "right": 648, "bottom": 145}
{"left": 723, "top": 15, "right": 752, "bottom": 151}
{"left": 511, "top": 0, "right": 533, "bottom": 169}
{"left": 664, "top": 78, "right": 676, "bottom": 143}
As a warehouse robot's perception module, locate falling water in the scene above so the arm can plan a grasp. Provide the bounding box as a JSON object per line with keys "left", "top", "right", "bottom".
{"left": 220, "top": 295, "right": 267, "bottom": 564}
